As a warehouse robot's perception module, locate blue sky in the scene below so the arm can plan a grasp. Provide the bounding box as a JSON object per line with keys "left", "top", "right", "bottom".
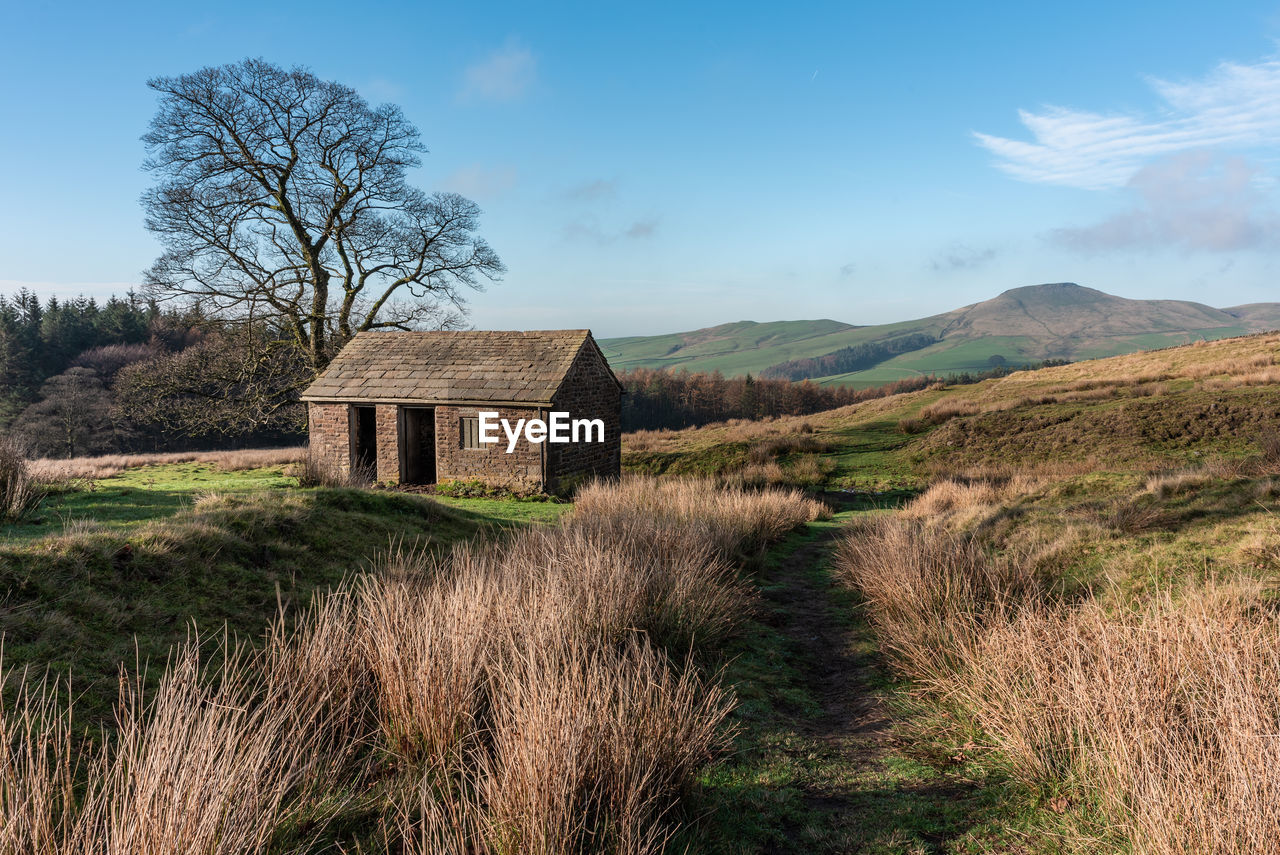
{"left": 3, "top": 1, "right": 1280, "bottom": 337}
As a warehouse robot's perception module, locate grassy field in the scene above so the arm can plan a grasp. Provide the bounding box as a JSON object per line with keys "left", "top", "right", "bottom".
{"left": 5, "top": 329, "right": 1280, "bottom": 851}
{"left": 624, "top": 330, "right": 1280, "bottom": 490}
{"left": 600, "top": 283, "right": 1276, "bottom": 385}
{"left": 0, "top": 463, "right": 570, "bottom": 725}
{"left": 0, "top": 471, "right": 823, "bottom": 853}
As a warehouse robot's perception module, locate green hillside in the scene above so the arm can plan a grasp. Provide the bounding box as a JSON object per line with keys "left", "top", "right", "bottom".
{"left": 601, "top": 283, "right": 1279, "bottom": 386}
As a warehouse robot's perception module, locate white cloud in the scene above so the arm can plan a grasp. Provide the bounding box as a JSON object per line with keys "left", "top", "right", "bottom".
{"left": 459, "top": 39, "right": 537, "bottom": 102}
{"left": 1050, "top": 151, "right": 1280, "bottom": 252}
{"left": 976, "top": 58, "right": 1280, "bottom": 189}
{"left": 439, "top": 164, "right": 517, "bottom": 199}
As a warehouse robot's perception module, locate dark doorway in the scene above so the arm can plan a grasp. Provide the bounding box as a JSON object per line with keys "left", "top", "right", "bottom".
{"left": 399, "top": 407, "right": 436, "bottom": 484}
{"left": 352, "top": 405, "right": 377, "bottom": 480}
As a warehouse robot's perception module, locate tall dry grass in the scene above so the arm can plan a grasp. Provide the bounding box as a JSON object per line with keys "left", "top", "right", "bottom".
{"left": 27, "top": 447, "right": 306, "bottom": 481}
{"left": 0, "top": 436, "right": 44, "bottom": 523}
{"left": 0, "top": 631, "right": 358, "bottom": 855}
{"left": 837, "top": 503, "right": 1280, "bottom": 854}
{"left": 0, "top": 476, "right": 818, "bottom": 853}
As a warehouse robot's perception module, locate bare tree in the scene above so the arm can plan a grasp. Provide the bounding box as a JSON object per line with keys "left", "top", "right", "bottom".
{"left": 142, "top": 58, "right": 504, "bottom": 370}
{"left": 17, "top": 368, "right": 115, "bottom": 458}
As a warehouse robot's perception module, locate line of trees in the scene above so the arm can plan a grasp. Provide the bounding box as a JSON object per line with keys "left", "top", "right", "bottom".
{"left": 618, "top": 368, "right": 939, "bottom": 431}
{"left": 0, "top": 290, "right": 304, "bottom": 458}
{"left": 759, "top": 333, "right": 938, "bottom": 381}
{"left": 0, "top": 290, "right": 156, "bottom": 423}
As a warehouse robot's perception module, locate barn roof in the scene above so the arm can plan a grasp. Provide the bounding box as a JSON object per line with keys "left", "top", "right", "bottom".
{"left": 300, "top": 329, "right": 618, "bottom": 405}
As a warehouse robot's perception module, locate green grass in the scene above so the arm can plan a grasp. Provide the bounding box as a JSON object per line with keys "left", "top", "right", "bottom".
{"left": 0, "top": 468, "right": 570, "bottom": 725}
{"left": 4, "top": 463, "right": 298, "bottom": 539}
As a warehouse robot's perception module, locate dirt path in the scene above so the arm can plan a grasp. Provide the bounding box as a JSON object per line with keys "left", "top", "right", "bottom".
{"left": 743, "top": 514, "right": 986, "bottom": 854}
{"left": 769, "top": 528, "right": 892, "bottom": 763}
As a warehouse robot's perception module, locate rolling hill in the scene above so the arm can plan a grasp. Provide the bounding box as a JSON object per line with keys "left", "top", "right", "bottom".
{"left": 599, "top": 283, "right": 1280, "bottom": 387}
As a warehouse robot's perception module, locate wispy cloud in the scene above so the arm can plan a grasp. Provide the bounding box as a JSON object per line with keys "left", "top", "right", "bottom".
{"left": 975, "top": 58, "right": 1280, "bottom": 189}
{"left": 839, "top": 262, "right": 856, "bottom": 278}
{"left": 439, "top": 164, "right": 517, "bottom": 199}
{"left": 623, "top": 219, "right": 658, "bottom": 239}
{"left": 1051, "top": 150, "right": 1280, "bottom": 252}
{"left": 931, "top": 244, "right": 997, "bottom": 272}
{"left": 564, "top": 217, "right": 659, "bottom": 243}
{"left": 565, "top": 179, "right": 618, "bottom": 202}
{"left": 459, "top": 39, "right": 537, "bottom": 102}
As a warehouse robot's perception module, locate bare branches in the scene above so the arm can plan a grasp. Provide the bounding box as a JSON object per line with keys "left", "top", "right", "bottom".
{"left": 142, "top": 59, "right": 503, "bottom": 372}
{"left": 116, "top": 332, "right": 311, "bottom": 437}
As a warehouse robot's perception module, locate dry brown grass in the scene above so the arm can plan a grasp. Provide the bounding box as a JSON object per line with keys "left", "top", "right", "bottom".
{"left": 957, "top": 591, "right": 1280, "bottom": 854}
{"left": 0, "top": 476, "right": 817, "bottom": 853}
{"left": 0, "top": 436, "right": 44, "bottom": 523}
{"left": 292, "top": 449, "right": 373, "bottom": 488}
{"left": 837, "top": 501, "right": 1280, "bottom": 854}
{"left": 0, "top": 631, "right": 358, "bottom": 855}
{"left": 918, "top": 397, "right": 981, "bottom": 425}
{"left": 575, "top": 476, "right": 827, "bottom": 560}
{"left": 27, "top": 447, "right": 306, "bottom": 480}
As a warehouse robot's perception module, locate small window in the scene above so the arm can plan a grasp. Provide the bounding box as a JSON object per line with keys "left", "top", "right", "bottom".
{"left": 460, "top": 417, "right": 482, "bottom": 450}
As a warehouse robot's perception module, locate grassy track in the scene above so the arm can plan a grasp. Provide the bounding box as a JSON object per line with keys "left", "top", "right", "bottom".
{"left": 683, "top": 498, "right": 1038, "bottom": 853}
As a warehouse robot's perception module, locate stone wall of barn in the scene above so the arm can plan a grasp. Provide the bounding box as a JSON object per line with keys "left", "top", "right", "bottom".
{"left": 375, "top": 404, "right": 400, "bottom": 483}
{"left": 548, "top": 343, "right": 622, "bottom": 495}
{"left": 307, "top": 402, "right": 351, "bottom": 480}
{"left": 435, "top": 404, "right": 545, "bottom": 490}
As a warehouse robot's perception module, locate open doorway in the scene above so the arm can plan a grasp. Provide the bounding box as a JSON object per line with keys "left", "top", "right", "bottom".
{"left": 351, "top": 405, "right": 377, "bottom": 481}
{"left": 399, "top": 407, "right": 436, "bottom": 484}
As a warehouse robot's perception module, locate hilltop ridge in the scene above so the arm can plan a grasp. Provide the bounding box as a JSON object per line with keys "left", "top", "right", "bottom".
{"left": 600, "top": 283, "right": 1278, "bottom": 386}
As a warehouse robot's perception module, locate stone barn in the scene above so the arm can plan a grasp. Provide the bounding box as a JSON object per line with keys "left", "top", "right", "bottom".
{"left": 301, "top": 330, "right": 622, "bottom": 494}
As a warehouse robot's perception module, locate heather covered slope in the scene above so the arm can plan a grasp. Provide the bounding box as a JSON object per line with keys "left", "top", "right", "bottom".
{"left": 602, "top": 283, "right": 1278, "bottom": 386}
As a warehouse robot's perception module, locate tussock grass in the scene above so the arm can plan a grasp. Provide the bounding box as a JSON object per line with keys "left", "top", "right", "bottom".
{"left": 0, "top": 477, "right": 818, "bottom": 853}
{"left": 292, "top": 449, "right": 372, "bottom": 488}
{"left": 837, "top": 473, "right": 1280, "bottom": 854}
{"left": 0, "top": 436, "right": 44, "bottom": 523}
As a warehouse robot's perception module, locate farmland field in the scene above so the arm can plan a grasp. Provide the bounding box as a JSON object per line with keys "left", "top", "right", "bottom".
{"left": 5, "top": 331, "right": 1280, "bottom": 851}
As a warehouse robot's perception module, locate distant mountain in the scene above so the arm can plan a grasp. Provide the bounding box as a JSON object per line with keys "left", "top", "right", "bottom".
{"left": 598, "top": 283, "right": 1280, "bottom": 387}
